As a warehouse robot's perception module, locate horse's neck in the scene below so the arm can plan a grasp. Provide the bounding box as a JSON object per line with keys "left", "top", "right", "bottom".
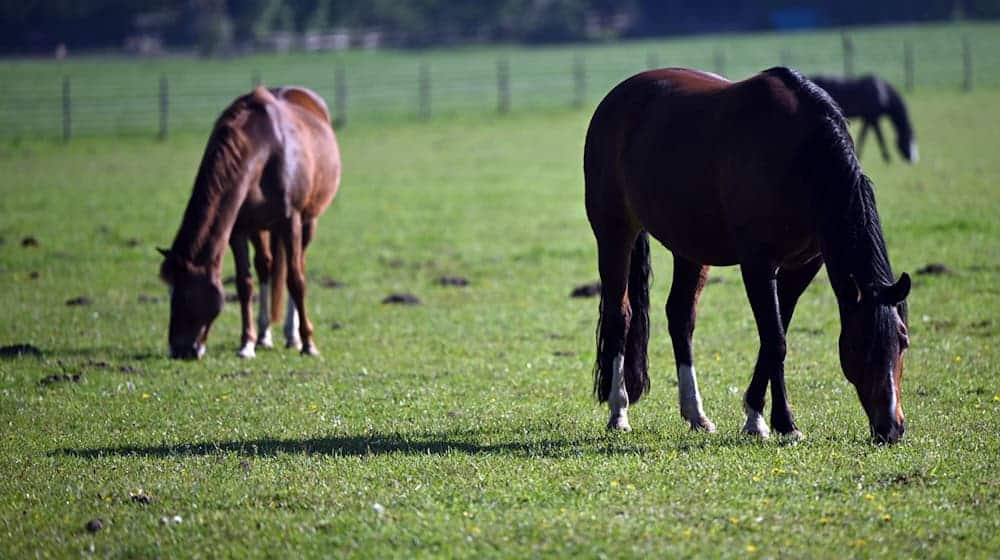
{"left": 817, "top": 178, "right": 893, "bottom": 305}
{"left": 886, "top": 93, "right": 912, "bottom": 139}
{"left": 171, "top": 150, "right": 261, "bottom": 275}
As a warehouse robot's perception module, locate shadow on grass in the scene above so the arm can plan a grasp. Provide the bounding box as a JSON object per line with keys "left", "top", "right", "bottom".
{"left": 55, "top": 427, "right": 778, "bottom": 460}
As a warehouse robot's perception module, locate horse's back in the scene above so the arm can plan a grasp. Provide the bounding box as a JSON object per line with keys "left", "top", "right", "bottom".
{"left": 585, "top": 68, "right": 817, "bottom": 266}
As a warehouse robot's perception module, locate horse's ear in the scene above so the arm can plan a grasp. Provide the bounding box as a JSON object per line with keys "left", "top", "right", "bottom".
{"left": 157, "top": 247, "right": 171, "bottom": 259}
{"left": 880, "top": 273, "right": 911, "bottom": 305}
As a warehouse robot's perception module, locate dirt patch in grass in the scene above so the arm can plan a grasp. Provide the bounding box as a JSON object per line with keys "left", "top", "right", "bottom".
{"left": 382, "top": 293, "right": 421, "bottom": 305}
{"left": 0, "top": 344, "right": 42, "bottom": 358}
{"left": 570, "top": 282, "right": 600, "bottom": 298}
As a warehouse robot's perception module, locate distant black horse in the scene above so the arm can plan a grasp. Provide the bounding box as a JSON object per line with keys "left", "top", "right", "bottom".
{"left": 809, "top": 75, "right": 917, "bottom": 164}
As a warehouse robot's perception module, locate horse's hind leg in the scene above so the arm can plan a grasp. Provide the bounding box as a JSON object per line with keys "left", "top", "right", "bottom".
{"left": 769, "top": 256, "right": 824, "bottom": 437}
{"left": 594, "top": 228, "right": 647, "bottom": 432}
{"left": 280, "top": 214, "right": 317, "bottom": 355}
{"left": 250, "top": 231, "right": 274, "bottom": 349}
{"left": 230, "top": 233, "right": 257, "bottom": 358}
{"left": 665, "top": 256, "right": 716, "bottom": 432}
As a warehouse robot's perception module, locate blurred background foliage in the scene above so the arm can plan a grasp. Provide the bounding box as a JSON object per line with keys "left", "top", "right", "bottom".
{"left": 2, "top": 0, "right": 998, "bottom": 55}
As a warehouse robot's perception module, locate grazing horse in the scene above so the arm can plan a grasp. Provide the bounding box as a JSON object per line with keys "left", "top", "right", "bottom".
{"left": 585, "top": 67, "right": 911, "bottom": 443}
{"left": 159, "top": 86, "right": 341, "bottom": 359}
{"left": 809, "top": 74, "right": 917, "bottom": 164}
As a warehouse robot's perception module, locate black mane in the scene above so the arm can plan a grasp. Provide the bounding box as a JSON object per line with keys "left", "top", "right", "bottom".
{"left": 763, "top": 67, "right": 895, "bottom": 296}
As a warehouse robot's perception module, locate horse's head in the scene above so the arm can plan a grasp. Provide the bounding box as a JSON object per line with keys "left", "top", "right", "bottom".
{"left": 897, "top": 134, "right": 918, "bottom": 164}
{"left": 838, "top": 273, "right": 911, "bottom": 444}
{"left": 158, "top": 248, "right": 224, "bottom": 360}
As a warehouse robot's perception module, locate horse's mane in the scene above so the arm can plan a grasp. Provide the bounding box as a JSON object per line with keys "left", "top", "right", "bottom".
{"left": 168, "top": 88, "right": 275, "bottom": 269}
{"left": 763, "top": 67, "right": 895, "bottom": 291}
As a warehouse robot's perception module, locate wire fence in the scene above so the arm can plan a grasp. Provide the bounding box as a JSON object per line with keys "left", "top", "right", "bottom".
{"left": 1, "top": 25, "right": 998, "bottom": 142}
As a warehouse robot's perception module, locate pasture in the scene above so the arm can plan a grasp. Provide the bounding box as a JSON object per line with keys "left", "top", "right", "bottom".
{"left": 2, "top": 28, "right": 999, "bottom": 559}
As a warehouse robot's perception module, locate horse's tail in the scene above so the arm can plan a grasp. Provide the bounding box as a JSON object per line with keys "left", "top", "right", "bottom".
{"left": 594, "top": 231, "right": 652, "bottom": 404}
{"left": 269, "top": 234, "right": 287, "bottom": 327}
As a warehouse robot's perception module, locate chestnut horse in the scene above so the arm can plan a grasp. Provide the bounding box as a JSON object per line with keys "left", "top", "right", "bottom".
{"left": 159, "top": 86, "right": 341, "bottom": 359}
{"left": 809, "top": 74, "right": 917, "bottom": 164}
{"left": 585, "top": 67, "right": 911, "bottom": 443}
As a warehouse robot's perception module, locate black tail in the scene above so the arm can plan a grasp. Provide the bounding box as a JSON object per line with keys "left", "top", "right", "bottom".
{"left": 594, "top": 231, "right": 651, "bottom": 404}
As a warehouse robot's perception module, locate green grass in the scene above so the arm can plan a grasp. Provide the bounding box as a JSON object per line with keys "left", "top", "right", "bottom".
{"left": 1, "top": 84, "right": 999, "bottom": 556}
{"left": 1, "top": 21, "right": 999, "bottom": 138}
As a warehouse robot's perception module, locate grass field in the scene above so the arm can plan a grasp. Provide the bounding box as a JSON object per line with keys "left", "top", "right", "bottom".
{"left": 2, "top": 41, "right": 1000, "bottom": 557}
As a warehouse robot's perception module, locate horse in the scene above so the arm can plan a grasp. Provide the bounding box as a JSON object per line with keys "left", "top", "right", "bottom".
{"left": 158, "top": 86, "right": 341, "bottom": 359}
{"left": 809, "top": 74, "right": 917, "bottom": 164}
{"left": 584, "top": 67, "right": 911, "bottom": 443}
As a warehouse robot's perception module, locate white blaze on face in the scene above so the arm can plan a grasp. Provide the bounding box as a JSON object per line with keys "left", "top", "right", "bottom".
{"left": 887, "top": 367, "right": 898, "bottom": 421}
{"left": 608, "top": 354, "right": 631, "bottom": 431}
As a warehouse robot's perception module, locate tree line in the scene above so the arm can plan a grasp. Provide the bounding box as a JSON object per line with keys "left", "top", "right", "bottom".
{"left": 1, "top": 0, "right": 997, "bottom": 54}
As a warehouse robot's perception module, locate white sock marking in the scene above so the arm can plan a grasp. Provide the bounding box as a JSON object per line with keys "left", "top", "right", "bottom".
{"left": 256, "top": 282, "right": 273, "bottom": 348}
{"left": 608, "top": 354, "right": 631, "bottom": 431}
{"left": 743, "top": 399, "right": 770, "bottom": 439}
{"left": 284, "top": 303, "right": 301, "bottom": 349}
{"left": 237, "top": 341, "right": 256, "bottom": 359}
{"left": 678, "top": 364, "right": 715, "bottom": 432}
{"left": 909, "top": 141, "right": 919, "bottom": 163}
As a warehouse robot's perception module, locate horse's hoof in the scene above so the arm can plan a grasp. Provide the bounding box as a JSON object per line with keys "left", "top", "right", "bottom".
{"left": 300, "top": 345, "right": 320, "bottom": 356}
{"left": 607, "top": 416, "right": 632, "bottom": 432}
{"left": 236, "top": 343, "right": 256, "bottom": 359}
{"left": 687, "top": 416, "right": 716, "bottom": 433}
{"left": 777, "top": 429, "right": 804, "bottom": 442}
{"left": 286, "top": 339, "right": 303, "bottom": 351}
{"left": 256, "top": 331, "right": 273, "bottom": 349}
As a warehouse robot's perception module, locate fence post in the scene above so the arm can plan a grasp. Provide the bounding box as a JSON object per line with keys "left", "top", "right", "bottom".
{"left": 334, "top": 62, "right": 347, "bottom": 127}
{"left": 646, "top": 52, "right": 659, "bottom": 70}
{"left": 158, "top": 74, "right": 169, "bottom": 141}
{"left": 903, "top": 41, "right": 914, "bottom": 92}
{"left": 572, "top": 54, "right": 586, "bottom": 109}
{"left": 418, "top": 62, "right": 431, "bottom": 119}
{"left": 497, "top": 58, "right": 510, "bottom": 114}
{"left": 962, "top": 36, "right": 972, "bottom": 92}
{"left": 252, "top": 70, "right": 261, "bottom": 88}
{"left": 62, "top": 77, "right": 71, "bottom": 143}
{"left": 713, "top": 49, "right": 725, "bottom": 77}
{"left": 842, "top": 33, "right": 854, "bottom": 77}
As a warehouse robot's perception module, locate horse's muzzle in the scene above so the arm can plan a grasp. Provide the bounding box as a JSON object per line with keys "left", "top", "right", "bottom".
{"left": 169, "top": 343, "right": 205, "bottom": 360}
{"left": 871, "top": 419, "right": 906, "bottom": 445}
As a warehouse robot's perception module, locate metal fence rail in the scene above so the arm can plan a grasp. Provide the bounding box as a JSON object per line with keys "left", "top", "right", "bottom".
{"left": 1, "top": 25, "right": 997, "bottom": 141}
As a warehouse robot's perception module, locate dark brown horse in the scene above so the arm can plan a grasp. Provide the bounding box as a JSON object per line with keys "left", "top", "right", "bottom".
{"left": 809, "top": 74, "right": 917, "bottom": 164}
{"left": 159, "top": 86, "right": 341, "bottom": 359}
{"left": 585, "top": 67, "right": 911, "bottom": 443}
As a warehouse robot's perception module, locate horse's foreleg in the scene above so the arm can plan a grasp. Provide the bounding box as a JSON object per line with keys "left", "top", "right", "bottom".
{"left": 230, "top": 234, "right": 257, "bottom": 358}
{"left": 281, "top": 214, "right": 316, "bottom": 355}
{"left": 769, "top": 256, "right": 824, "bottom": 437}
{"left": 739, "top": 258, "right": 784, "bottom": 440}
{"left": 666, "top": 256, "right": 715, "bottom": 432}
{"left": 857, "top": 121, "right": 871, "bottom": 158}
{"left": 872, "top": 120, "right": 890, "bottom": 162}
{"left": 251, "top": 231, "right": 274, "bottom": 349}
